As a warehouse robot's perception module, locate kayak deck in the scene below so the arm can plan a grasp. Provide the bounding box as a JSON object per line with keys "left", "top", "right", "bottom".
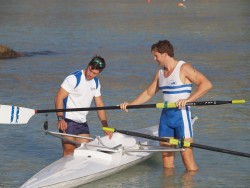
{"left": 21, "top": 125, "right": 162, "bottom": 188}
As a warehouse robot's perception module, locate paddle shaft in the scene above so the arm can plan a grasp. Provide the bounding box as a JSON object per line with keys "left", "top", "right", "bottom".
{"left": 110, "top": 129, "right": 250, "bottom": 158}
{"left": 35, "top": 104, "right": 156, "bottom": 113}
{"left": 190, "top": 142, "right": 250, "bottom": 158}
{"left": 185, "top": 100, "right": 243, "bottom": 106}
{"left": 35, "top": 100, "right": 246, "bottom": 114}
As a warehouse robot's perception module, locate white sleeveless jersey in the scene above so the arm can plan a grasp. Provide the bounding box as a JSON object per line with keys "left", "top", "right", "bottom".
{"left": 158, "top": 61, "right": 192, "bottom": 102}
{"left": 61, "top": 70, "right": 101, "bottom": 123}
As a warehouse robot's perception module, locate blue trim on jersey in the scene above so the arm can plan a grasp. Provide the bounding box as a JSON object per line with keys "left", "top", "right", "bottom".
{"left": 163, "top": 90, "right": 192, "bottom": 94}
{"left": 71, "top": 70, "right": 82, "bottom": 88}
{"left": 159, "top": 84, "right": 192, "bottom": 90}
{"left": 71, "top": 70, "right": 99, "bottom": 89}
{"left": 63, "top": 97, "right": 68, "bottom": 117}
{"left": 94, "top": 77, "right": 99, "bottom": 89}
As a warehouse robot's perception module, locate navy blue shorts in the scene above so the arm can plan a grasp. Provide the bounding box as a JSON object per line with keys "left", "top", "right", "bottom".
{"left": 59, "top": 118, "right": 90, "bottom": 135}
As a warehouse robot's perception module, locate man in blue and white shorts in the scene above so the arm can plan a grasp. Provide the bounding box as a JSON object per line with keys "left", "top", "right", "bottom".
{"left": 120, "top": 40, "right": 212, "bottom": 171}
{"left": 55, "top": 56, "right": 112, "bottom": 156}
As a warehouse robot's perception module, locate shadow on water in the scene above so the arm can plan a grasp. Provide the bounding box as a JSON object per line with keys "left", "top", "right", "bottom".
{"left": 21, "top": 50, "right": 56, "bottom": 57}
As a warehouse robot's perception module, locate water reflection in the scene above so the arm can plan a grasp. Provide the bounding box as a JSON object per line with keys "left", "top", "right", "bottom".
{"left": 163, "top": 168, "right": 175, "bottom": 177}
{"left": 180, "top": 170, "right": 197, "bottom": 188}
{"left": 163, "top": 168, "right": 197, "bottom": 188}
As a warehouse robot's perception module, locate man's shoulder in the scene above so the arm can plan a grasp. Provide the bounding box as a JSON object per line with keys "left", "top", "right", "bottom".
{"left": 64, "top": 70, "right": 83, "bottom": 88}
{"left": 180, "top": 61, "right": 192, "bottom": 70}
{"left": 69, "top": 70, "right": 82, "bottom": 76}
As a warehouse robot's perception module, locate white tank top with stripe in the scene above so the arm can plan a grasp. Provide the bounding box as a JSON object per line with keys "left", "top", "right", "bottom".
{"left": 158, "top": 61, "right": 192, "bottom": 102}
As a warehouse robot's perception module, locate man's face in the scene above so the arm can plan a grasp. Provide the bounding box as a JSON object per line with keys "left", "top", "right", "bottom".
{"left": 152, "top": 50, "right": 166, "bottom": 66}
{"left": 85, "top": 66, "right": 100, "bottom": 80}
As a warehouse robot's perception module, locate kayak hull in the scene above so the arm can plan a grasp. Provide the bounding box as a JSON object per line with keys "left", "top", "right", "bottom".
{"left": 21, "top": 125, "right": 159, "bottom": 188}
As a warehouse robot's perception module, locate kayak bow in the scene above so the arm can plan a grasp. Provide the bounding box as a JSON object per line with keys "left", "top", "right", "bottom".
{"left": 21, "top": 125, "right": 175, "bottom": 188}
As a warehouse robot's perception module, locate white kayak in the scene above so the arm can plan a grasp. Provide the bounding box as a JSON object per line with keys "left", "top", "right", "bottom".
{"left": 20, "top": 125, "right": 183, "bottom": 188}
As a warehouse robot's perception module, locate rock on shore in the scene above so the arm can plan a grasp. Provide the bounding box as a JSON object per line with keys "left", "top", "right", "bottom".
{"left": 0, "top": 45, "right": 22, "bottom": 59}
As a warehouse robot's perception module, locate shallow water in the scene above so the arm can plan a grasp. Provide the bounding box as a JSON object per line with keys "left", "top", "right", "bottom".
{"left": 0, "top": 0, "right": 249, "bottom": 187}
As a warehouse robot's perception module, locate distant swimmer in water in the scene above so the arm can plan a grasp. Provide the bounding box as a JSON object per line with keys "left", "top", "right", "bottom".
{"left": 177, "top": 0, "right": 186, "bottom": 8}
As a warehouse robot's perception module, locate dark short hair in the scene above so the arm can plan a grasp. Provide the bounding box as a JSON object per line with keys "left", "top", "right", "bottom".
{"left": 151, "top": 40, "right": 174, "bottom": 57}
{"left": 88, "top": 55, "right": 106, "bottom": 71}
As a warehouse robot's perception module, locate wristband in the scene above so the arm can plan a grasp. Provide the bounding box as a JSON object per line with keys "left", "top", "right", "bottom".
{"left": 57, "top": 116, "right": 64, "bottom": 121}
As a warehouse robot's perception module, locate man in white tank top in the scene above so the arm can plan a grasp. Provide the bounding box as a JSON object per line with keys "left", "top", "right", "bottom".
{"left": 55, "top": 56, "right": 112, "bottom": 156}
{"left": 120, "top": 40, "right": 212, "bottom": 171}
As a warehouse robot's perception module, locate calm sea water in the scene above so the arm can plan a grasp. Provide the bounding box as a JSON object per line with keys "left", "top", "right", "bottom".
{"left": 0, "top": 0, "right": 249, "bottom": 187}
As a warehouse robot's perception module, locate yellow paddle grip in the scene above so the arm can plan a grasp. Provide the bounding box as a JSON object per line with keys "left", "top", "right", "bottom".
{"left": 166, "top": 102, "right": 177, "bottom": 108}
{"left": 156, "top": 102, "right": 176, "bottom": 109}
{"left": 232, "top": 100, "right": 246, "bottom": 104}
{"left": 156, "top": 103, "right": 165, "bottom": 108}
{"left": 102, "top": 127, "right": 115, "bottom": 132}
{"left": 169, "top": 138, "right": 191, "bottom": 147}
